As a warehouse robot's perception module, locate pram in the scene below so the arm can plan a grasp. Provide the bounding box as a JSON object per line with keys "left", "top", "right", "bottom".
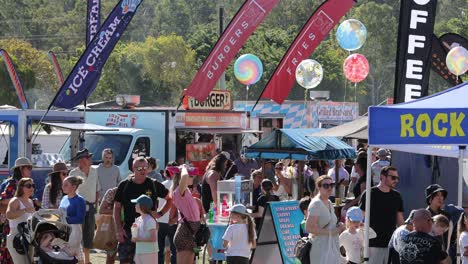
{"left": 13, "top": 209, "right": 78, "bottom": 264}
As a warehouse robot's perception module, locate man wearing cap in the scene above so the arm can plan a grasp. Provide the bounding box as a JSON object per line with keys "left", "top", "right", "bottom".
{"left": 425, "top": 184, "right": 464, "bottom": 262}
{"left": 359, "top": 166, "right": 404, "bottom": 264}
{"left": 388, "top": 210, "right": 416, "bottom": 264}
{"left": 69, "top": 148, "right": 100, "bottom": 264}
{"left": 398, "top": 209, "right": 450, "bottom": 264}
{"left": 97, "top": 148, "right": 120, "bottom": 203}
{"left": 114, "top": 157, "right": 172, "bottom": 264}
{"left": 371, "top": 148, "right": 390, "bottom": 185}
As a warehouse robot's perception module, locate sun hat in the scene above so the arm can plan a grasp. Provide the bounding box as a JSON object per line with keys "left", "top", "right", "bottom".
{"left": 71, "top": 148, "right": 93, "bottom": 161}
{"left": 12, "top": 157, "right": 33, "bottom": 169}
{"left": 228, "top": 204, "right": 249, "bottom": 216}
{"left": 131, "top": 194, "right": 153, "bottom": 208}
{"left": 425, "top": 184, "right": 447, "bottom": 205}
{"left": 48, "top": 162, "right": 69, "bottom": 176}
{"left": 346, "top": 206, "right": 363, "bottom": 222}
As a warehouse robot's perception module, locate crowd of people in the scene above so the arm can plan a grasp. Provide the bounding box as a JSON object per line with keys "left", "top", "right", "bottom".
{"left": 0, "top": 145, "right": 467, "bottom": 264}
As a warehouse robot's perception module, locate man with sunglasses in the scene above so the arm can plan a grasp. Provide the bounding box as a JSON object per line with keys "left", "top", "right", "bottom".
{"left": 359, "top": 166, "right": 405, "bottom": 264}
{"left": 398, "top": 209, "right": 450, "bottom": 264}
{"left": 114, "top": 157, "right": 173, "bottom": 264}
{"left": 69, "top": 148, "right": 100, "bottom": 264}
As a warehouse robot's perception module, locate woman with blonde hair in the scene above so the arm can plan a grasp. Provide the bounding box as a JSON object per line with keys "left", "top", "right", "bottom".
{"left": 60, "top": 175, "right": 86, "bottom": 264}
{"left": 5, "top": 177, "right": 36, "bottom": 264}
{"left": 306, "top": 175, "right": 345, "bottom": 263}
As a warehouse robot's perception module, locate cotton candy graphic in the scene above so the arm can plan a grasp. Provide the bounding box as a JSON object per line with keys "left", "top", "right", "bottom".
{"left": 234, "top": 54, "right": 263, "bottom": 85}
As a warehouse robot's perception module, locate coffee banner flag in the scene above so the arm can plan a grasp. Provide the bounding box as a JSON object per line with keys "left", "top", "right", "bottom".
{"left": 393, "top": 0, "right": 437, "bottom": 103}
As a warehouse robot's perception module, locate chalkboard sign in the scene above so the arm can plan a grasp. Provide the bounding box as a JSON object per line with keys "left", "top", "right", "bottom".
{"left": 251, "top": 200, "right": 303, "bottom": 264}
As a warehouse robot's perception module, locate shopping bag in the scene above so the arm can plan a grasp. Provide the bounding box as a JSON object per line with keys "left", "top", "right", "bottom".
{"left": 93, "top": 214, "right": 118, "bottom": 251}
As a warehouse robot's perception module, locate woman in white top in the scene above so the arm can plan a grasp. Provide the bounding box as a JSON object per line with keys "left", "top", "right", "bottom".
{"left": 6, "top": 178, "right": 36, "bottom": 264}
{"left": 273, "top": 162, "right": 291, "bottom": 200}
{"left": 306, "top": 175, "right": 345, "bottom": 264}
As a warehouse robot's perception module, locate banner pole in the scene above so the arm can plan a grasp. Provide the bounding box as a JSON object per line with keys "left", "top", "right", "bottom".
{"left": 363, "top": 147, "right": 372, "bottom": 263}
{"left": 458, "top": 145, "right": 465, "bottom": 207}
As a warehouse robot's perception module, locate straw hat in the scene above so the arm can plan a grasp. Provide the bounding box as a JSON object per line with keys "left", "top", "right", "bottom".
{"left": 71, "top": 148, "right": 93, "bottom": 161}
{"left": 48, "top": 162, "right": 69, "bottom": 176}
{"left": 12, "top": 157, "right": 33, "bottom": 169}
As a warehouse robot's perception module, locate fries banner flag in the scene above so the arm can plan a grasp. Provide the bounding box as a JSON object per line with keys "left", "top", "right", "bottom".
{"left": 0, "top": 49, "right": 29, "bottom": 109}
{"left": 51, "top": 0, "right": 143, "bottom": 109}
{"left": 185, "top": 0, "right": 280, "bottom": 101}
{"left": 260, "top": 0, "right": 355, "bottom": 104}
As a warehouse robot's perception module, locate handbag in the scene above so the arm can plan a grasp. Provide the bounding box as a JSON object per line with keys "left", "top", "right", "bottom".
{"left": 294, "top": 237, "right": 312, "bottom": 264}
{"left": 180, "top": 211, "right": 210, "bottom": 247}
{"left": 93, "top": 214, "right": 118, "bottom": 251}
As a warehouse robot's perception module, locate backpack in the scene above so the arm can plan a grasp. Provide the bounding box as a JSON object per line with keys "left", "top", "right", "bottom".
{"left": 294, "top": 237, "right": 312, "bottom": 264}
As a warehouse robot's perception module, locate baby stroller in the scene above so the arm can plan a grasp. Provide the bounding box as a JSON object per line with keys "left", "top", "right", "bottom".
{"left": 13, "top": 209, "right": 78, "bottom": 264}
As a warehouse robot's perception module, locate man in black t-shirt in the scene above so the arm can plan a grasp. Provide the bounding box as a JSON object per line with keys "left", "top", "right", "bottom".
{"left": 113, "top": 157, "right": 172, "bottom": 264}
{"left": 399, "top": 209, "right": 450, "bottom": 264}
{"left": 359, "top": 166, "right": 405, "bottom": 264}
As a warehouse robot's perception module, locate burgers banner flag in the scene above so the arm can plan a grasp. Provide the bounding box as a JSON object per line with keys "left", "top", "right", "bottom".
{"left": 0, "top": 49, "right": 29, "bottom": 109}
{"left": 260, "top": 0, "right": 355, "bottom": 105}
{"left": 48, "top": 51, "right": 65, "bottom": 86}
{"left": 393, "top": 0, "right": 437, "bottom": 103}
{"left": 87, "top": 0, "right": 101, "bottom": 45}
{"left": 185, "top": 0, "right": 280, "bottom": 101}
{"left": 51, "top": 0, "right": 143, "bottom": 109}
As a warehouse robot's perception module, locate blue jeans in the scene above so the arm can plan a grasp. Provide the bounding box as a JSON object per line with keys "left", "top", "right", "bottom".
{"left": 158, "top": 223, "right": 177, "bottom": 264}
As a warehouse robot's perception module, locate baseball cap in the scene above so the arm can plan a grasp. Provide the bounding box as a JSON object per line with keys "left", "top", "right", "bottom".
{"left": 346, "top": 206, "right": 363, "bottom": 222}
{"left": 131, "top": 194, "right": 153, "bottom": 208}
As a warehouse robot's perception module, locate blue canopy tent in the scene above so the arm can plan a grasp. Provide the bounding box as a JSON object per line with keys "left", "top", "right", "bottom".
{"left": 363, "top": 81, "right": 468, "bottom": 262}
{"left": 244, "top": 128, "right": 356, "bottom": 160}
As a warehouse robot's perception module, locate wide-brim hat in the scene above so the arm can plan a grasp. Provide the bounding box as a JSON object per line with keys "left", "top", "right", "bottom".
{"left": 228, "top": 204, "right": 249, "bottom": 216}
{"left": 48, "top": 162, "right": 70, "bottom": 176}
{"left": 425, "top": 184, "right": 448, "bottom": 205}
{"left": 12, "top": 157, "right": 33, "bottom": 169}
{"left": 71, "top": 148, "right": 93, "bottom": 161}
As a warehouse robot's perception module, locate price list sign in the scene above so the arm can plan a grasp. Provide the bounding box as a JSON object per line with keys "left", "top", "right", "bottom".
{"left": 269, "top": 201, "right": 303, "bottom": 264}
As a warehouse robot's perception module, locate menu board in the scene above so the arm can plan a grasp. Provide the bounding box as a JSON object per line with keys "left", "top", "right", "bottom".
{"left": 269, "top": 201, "right": 303, "bottom": 263}
{"left": 251, "top": 201, "right": 303, "bottom": 264}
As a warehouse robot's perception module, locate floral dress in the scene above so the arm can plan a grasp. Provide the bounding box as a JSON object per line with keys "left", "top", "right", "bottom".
{"left": 0, "top": 179, "right": 17, "bottom": 264}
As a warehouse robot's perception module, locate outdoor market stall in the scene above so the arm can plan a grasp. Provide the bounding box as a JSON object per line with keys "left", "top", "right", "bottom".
{"left": 364, "top": 81, "right": 468, "bottom": 262}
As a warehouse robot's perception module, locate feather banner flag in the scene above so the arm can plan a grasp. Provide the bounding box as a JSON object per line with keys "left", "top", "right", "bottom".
{"left": 0, "top": 49, "right": 29, "bottom": 109}
{"left": 48, "top": 51, "right": 64, "bottom": 86}
{"left": 259, "top": 0, "right": 355, "bottom": 104}
{"left": 184, "top": 0, "right": 280, "bottom": 101}
{"left": 51, "top": 0, "right": 143, "bottom": 109}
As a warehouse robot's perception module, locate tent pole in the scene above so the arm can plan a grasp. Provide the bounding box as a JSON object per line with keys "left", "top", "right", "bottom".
{"left": 458, "top": 146, "right": 465, "bottom": 207}
{"left": 363, "top": 147, "right": 372, "bottom": 263}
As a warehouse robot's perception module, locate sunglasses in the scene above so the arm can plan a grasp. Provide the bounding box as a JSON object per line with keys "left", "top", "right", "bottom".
{"left": 187, "top": 185, "right": 194, "bottom": 189}
{"left": 135, "top": 166, "right": 148, "bottom": 172}
{"left": 321, "top": 183, "right": 336, "bottom": 189}
{"left": 388, "top": 175, "right": 400, "bottom": 181}
{"left": 23, "top": 183, "right": 35, "bottom": 189}
{"left": 22, "top": 166, "right": 33, "bottom": 170}
{"left": 275, "top": 167, "right": 283, "bottom": 170}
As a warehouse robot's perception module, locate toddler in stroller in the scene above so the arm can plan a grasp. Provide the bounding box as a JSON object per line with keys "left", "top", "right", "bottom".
{"left": 19, "top": 209, "right": 78, "bottom": 264}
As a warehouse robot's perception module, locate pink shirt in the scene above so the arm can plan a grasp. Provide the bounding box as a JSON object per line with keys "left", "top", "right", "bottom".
{"left": 173, "top": 187, "right": 200, "bottom": 222}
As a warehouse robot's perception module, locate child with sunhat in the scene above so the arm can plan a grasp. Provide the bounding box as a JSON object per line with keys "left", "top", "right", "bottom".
{"left": 339, "top": 206, "right": 376, "bottom": 264}
{"left": 131, "top": 194, "right": 158, "bottom": 264}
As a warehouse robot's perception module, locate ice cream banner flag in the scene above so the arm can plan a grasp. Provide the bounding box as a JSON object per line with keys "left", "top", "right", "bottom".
{"left": 87, "top": 0, "right": 101, "bottom": 45}
{"left": 51, "top": 0, "right": 143, "bottom": 109}
{"left": 184, "top": 0, "right": 280, "bottom": 101}
{"left": 0, "top": 49, "right": 29, "bottom": 109}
